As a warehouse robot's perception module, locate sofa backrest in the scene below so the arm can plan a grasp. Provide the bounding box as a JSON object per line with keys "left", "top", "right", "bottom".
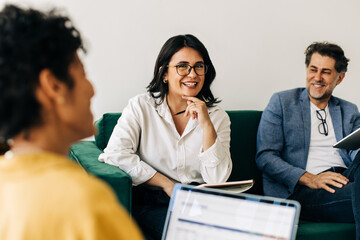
{"left": 95, "top": 110, "right": 263, "bottom": 195}
{"left": 226, "top": 111, "right": 263, "bottom": 195}
{"left": 95, "top": 113, "right": 122, "bottom": 150}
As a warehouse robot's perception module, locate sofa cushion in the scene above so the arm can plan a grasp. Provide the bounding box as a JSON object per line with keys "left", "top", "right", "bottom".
{"left": 297, "top": 221, "right": 356, "bottom": 239}
{"left": 94, "top": 113, "right": 122, "bottom": 150}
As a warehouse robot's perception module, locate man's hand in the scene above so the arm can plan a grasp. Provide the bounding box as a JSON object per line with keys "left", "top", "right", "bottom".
{"left": 299, "top": 171, "right": 349, "bottom": 193}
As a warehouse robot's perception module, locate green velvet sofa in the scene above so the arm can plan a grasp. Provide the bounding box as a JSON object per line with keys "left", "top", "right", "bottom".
{"left": 69, "top": 111, "right": 356, "bottom": 239}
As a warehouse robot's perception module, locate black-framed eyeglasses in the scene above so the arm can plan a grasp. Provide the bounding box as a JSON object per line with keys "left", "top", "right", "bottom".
{"left": 167, "top": 63, "right": 208, "bottom": 76}
{"left": 316, "top": 109, "right": 328, "bottom": 136}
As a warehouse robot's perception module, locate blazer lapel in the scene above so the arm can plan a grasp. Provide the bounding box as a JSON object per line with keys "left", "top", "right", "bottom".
{"left": 328, "top": 97, "right": 351, "bottom": 165}
{"left": 328, "top": 97, "right": 343, "bottom": 142}
{"left": 300, "top": 90, "right": 311, "bottom": 167}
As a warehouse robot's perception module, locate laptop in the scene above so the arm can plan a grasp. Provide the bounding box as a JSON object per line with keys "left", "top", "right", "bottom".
{"left": 162, "top": 184, "right": 300, "bottom": 240}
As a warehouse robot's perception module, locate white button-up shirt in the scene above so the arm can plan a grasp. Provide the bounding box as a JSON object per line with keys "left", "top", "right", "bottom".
{"left": 98, "top": 93, "right": 232, "bottom": 185}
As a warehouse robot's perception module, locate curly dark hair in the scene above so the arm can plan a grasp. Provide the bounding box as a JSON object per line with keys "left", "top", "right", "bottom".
{"left": 305, "top": 42, "right": 349, "bottom": 73}
{"left": 147, "top": 34, "right": 219, "bottom": 107}
{"left": 0, "top": 4, "right": 85, "bottom": 142}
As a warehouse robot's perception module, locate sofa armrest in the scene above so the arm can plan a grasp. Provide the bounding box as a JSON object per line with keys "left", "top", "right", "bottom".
{"left": 69, "top": 141, "right": 132, "bottom": 213}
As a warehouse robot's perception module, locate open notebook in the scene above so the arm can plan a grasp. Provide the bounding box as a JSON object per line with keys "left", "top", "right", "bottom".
{"left": 162, "top": 184, "right": 300, "bottom": 240}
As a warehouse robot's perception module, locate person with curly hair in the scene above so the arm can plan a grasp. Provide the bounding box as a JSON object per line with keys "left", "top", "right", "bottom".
{"left": 0, "top": 4, "right": 143, "bottom": 240}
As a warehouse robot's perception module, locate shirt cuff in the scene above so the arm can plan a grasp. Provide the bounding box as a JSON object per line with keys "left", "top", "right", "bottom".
{"left": 198, "top": 139, "right": 226, "bottom": 167}
{"left": 128, "top": 161, "right": 157, "bottom": 186}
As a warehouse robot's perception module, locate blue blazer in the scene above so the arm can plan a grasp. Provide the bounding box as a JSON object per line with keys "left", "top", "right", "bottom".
{"left": 256, "top": 88, "right": 360, "bottom": 199}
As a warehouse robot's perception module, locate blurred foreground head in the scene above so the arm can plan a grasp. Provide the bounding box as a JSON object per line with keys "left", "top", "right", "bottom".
{"left": 0, "top": 4, "right": 95, "bottom": 149}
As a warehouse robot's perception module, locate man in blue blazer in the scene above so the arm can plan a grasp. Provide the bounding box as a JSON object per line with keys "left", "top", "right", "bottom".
{"left": 256, "top": 42, "right": 360, "bottom": 238}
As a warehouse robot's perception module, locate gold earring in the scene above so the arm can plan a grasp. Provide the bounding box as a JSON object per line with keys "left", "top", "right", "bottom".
{"left": 163, "top": 79, "right": 168, "bottom": 83}
{"left": 6, "top": 138, "right": 14, "bottom": 146}
{"left": 57, "top": 97, "right": 65, "bottom": 104}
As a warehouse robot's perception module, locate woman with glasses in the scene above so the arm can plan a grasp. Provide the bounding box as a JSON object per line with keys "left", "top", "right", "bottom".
{"left": 99, "top": 34, "right": 232, "bottom": 240}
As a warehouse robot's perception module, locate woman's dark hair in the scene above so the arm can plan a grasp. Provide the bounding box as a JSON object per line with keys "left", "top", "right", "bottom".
{"left": 305, "top": 42, "right": 349, "bottom": 73}
{"left": 0, "top": 4, "right": 85, "bottom": 141}
{"left": 147, "top": 34, "right": 219, "bottom": 107}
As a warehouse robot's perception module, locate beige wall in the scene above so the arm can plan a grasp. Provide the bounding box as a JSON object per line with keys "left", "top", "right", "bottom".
{"left": 3, "top": 0, "right": 360, "bottom": 120}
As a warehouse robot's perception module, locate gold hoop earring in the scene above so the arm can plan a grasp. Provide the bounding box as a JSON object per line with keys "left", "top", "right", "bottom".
{"left": 163, "top": 79, "right": 168, "bottom": 83}
{"left": 6, "top": 138, "right": 14, "bottom": 146}
{"left": 57, "top": 97, "right": 65, "bottom": 104}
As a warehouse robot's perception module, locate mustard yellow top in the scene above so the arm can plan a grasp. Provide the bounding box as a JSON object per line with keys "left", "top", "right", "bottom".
{"left": 0, "top": 151, "right": 144, "bottom": 240}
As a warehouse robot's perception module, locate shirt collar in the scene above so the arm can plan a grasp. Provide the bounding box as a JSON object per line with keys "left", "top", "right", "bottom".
{"left": 146, "top": 93, "right": 172, "bottom": 122}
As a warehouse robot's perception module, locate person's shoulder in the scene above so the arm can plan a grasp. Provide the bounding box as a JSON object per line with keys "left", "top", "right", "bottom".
{"left": 273, "top": 87, "right": 305, "bottom": 99}
{"left": 269, "top": 88, "right": 306, "bottom": 104}
{"left": 123, "top": 93, "right": 155, "bottom": 114}
{"left": 128, "top": 93, "right": 149, "bottom": 104}
{"left": 263, "top": 88, "right": 306, "bottom": 114}
{"left": 49, "top": 160, "right": 124, "bottom": 218}
{"left": 127, "top": 92, "right": 160, "bottom": 108}
{"left": 61, "top": 165, "right": 115, "bottom": 200}
{"left": 39, "top": 155, "right": 144, "bottom": 239}
{"left": 331, "top": 95, "right": 359, "bottom": 110}
{"left": 36, "top": 153, "right": 116, "bottom": 201}
{"left": 15, "top": 152, "right": 118, "bottom": 209}
{"left": 208, "top": 104, "right": 225, "bottom": 114}
{"left": 332, "top": 95, "right": 357, "bottom": 106}
{"left": 208, "top": 105, "right": 230, "bottom": 120}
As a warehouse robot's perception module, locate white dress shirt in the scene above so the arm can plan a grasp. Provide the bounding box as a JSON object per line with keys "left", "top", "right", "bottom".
{"left": 98, "top": 93, "right": 232, "bottom": 185}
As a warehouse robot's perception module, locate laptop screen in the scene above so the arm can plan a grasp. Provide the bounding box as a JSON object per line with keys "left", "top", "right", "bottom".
{"left": 162, "top": 184, "right": 300, "bottom": 240}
